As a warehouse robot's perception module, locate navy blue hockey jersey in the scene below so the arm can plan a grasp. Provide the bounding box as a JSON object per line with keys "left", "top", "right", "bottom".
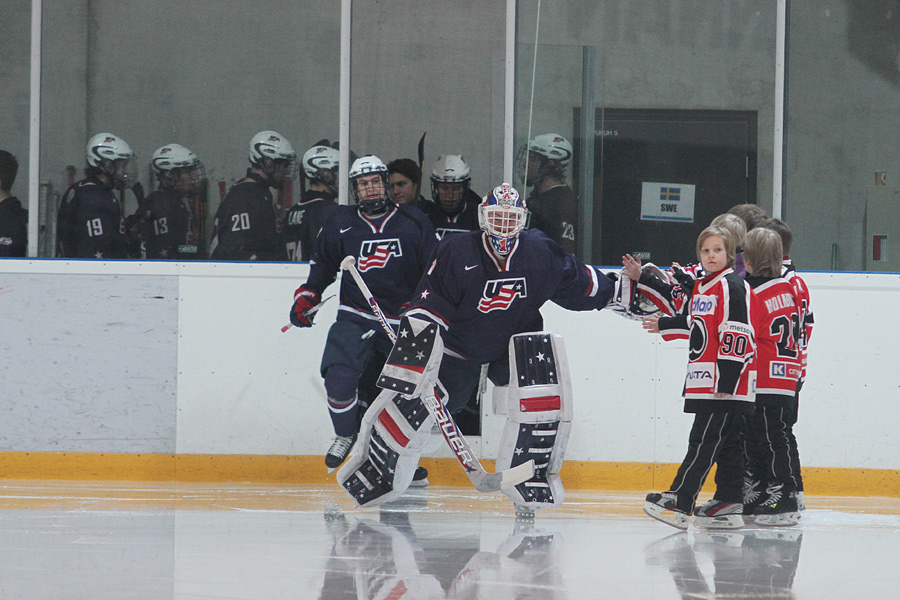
{"left": 305, "top": 203, "right": 438, "bottom": 330}
{"left": 56, "top": 177, "right": 128, "bottom": 259}
{"left": 210, "top": 174, "right": 284, "bottom": 261}
{"left": 282, "top": 189, "right": 337, "bottom": 261}
{"left": 416, "top": 198, "right": 481, "bottom": 239}
{"left": 405, "top": 229, "right": 613, "bottom": 363}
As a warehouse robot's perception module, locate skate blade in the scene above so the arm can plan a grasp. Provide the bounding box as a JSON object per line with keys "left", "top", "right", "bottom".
{"left": 643, "top": 502, "right": 690, "bottom": 530}
{"left": 755, "top": 511, "right": 801, "bottom": 527}
{"left": 694, "top": 514, "right": 744, "bottom": 529}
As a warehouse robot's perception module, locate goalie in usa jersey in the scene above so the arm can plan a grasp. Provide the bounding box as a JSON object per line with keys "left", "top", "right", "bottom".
{"left": 289, "top": 155, "right": 438, "bottom": 472}
{"left": 403, "top": 183, "right": 614, "bottom": 417}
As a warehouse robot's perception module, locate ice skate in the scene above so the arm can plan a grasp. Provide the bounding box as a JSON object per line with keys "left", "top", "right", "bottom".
{"left": 644, "top": 492, "right": 691, "bottom": 530}
{"left": 693, "top": 499, "right": 744, "bottom": 529}
{"left": 752, "top": 485, "right": 801, "bottom": 526}
{"left": 408, "top": 466, "right": 429, "bottom": 488}
{"left": 325, "top": 433, "right": 356, "bottom": 473}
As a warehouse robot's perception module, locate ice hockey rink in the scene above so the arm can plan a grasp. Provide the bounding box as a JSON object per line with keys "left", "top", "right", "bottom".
{"left": 0, "top": 481, "right": 897, "bottom": 599}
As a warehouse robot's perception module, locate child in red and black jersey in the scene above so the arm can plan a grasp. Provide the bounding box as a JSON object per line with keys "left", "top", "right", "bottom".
{"left": 742, "top": 227, "right": 803, "bottom": 525}
{"left": 623, "top": 225, "right": 756, "bottom": 529}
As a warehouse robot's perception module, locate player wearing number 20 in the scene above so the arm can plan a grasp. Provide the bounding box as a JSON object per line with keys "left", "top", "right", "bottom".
{"left": 209, "top": 131, "right": 295, "bottom": 261}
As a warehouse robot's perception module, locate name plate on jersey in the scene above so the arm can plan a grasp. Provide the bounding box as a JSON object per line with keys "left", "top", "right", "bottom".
{"left": 641, "top": 182, "right": 696, "bottom": 223}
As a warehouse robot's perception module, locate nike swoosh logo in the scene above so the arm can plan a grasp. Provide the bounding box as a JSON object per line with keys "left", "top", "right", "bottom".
{"left": 465, "top": 264, "right": 478, "bottom": 271}
{"left": 340, "top": 227, "right": 352, "bottom": 233}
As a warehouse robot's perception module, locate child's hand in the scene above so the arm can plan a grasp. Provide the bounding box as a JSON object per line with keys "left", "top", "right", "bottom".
{"left": 642, "top": 314, "right": 661, "bottom": 334}
{"left": 622, "top": 253, "right": 642, "bottom": 281}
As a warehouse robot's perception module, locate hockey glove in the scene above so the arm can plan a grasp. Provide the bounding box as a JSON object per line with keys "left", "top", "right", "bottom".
{"left": 290, "top": 286, "right": 321, "bottom": 327}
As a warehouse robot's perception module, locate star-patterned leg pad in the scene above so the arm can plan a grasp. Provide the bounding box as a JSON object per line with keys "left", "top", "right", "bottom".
{"left": 495, "top": 332, "right": 573, "bottom": 510}
{"left": 336, "top": 388, "right": 436, "bottom": 508}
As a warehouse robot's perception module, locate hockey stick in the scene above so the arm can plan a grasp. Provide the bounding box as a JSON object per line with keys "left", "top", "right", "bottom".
{"left": 340, "top": 255, "right": 535, "bottom": 492}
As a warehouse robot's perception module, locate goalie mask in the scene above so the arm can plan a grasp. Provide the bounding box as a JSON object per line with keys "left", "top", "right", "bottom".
{"left": 86, "top": 132, "right": 137, "bottom": 189}
{"left": 151, "top": 144, "right": 206, "bottom": 196}
{"left": 350, "top": 155, "right": 392, "bottom": 217}
{"left": 479, "top": 183, "right": 527, "bottom": 255}
{"left": 248, "top": 130, "right": 298, "bottom": 189}
{"left": 430, "top": 154, "right": 471, "bottom": 215}
{"left": 515, "top": 133, "right": 573, "bottom": 186}
{"left": 302, "top": 144, "right": 340, "bottom": 193}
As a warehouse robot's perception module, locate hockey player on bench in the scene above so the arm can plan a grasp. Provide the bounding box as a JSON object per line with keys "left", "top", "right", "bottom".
{"left": 338, "top": 183, "right": 623, "bottom": 510}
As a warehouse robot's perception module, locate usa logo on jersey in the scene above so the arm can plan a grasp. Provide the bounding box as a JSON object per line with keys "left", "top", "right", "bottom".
{"left": 478, "top": 278, "right": 527, "bottom": 313}
{"left": 358, "top": 239, "right": 402, "bottom": 272}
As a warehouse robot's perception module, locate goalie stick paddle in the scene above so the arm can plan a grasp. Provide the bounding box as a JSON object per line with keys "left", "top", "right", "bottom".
{"left": 339, "top": 255, "right": 535, "bottom": 493}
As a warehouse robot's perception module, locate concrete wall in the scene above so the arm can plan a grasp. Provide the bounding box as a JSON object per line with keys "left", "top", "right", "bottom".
{"left": 2, "top": 1, "right": 897, "bottom": 270}
{"left": 1, "top": 259, "right": 898, "bottom": 474}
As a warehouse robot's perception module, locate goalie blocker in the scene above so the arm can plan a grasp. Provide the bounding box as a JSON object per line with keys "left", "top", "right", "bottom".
{"left": 494, "top": 332, "right": 573, "bottom": 510}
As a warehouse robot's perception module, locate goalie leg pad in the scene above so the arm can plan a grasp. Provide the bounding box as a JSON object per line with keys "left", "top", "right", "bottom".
{"left": 495, "top": 332, "right": 573, "bottom": 510}
{"left": 337, "top": 387, "right": 439, "bottom": 508}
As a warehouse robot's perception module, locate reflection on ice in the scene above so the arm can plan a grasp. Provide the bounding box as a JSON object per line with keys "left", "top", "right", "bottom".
{"left": 645, "top": 528, "right": 802, "bottom": 599}
{"left": 319, "top": 497, "right": 567, "bottom": 599}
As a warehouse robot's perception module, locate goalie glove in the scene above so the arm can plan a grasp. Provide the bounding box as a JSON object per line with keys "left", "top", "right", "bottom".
{"left": 290, "top": 285, "right": 321, "bottom": 327}
{"left": 609, "top": 265, "right": 663, "bottom": 321}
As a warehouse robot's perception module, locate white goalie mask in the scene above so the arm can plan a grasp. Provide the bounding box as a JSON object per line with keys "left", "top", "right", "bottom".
{"left": 478, "top": 183, "right": 527, "bottom": 255}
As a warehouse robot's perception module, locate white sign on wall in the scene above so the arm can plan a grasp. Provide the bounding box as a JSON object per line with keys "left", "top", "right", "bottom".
{"left": 641, "top": 182, "right": 696, "bottom": 222}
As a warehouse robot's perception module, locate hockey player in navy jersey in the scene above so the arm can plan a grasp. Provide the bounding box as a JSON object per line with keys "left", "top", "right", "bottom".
{"left": 404, "top": 183, "right": 613, "bottom": 412}
{"left": 417, "top": 154, "right": 481, "bottom": 239}
{"left": 130, "top": 144, "right": 205, "bottom": 260}
{"left": 516, "top": 134, "right": 579, "bottom": 255}
{"left": 56, "top": 132, "right": 137, "bottom": 259}
{"left": 289, "top": 155, "right": 438, "bottom": 471}
{"left": 336, "top": 183, "right": 616, "bottom": 509}
{"left": 209, "top": 131, "right": 295, "bottom": 261}
{"left": 282, "top": 143, "right": 340, "bottom": 262}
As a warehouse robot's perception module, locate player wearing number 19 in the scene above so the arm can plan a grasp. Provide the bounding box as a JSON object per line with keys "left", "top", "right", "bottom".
{"left": 289, "top": 155, "right": 438, "bottom": 471}
{"left": 56, "top": 132, "right": 137, "bottom": 259}
{"left": 209, "top": 131, "right": 295, "bottom": 261}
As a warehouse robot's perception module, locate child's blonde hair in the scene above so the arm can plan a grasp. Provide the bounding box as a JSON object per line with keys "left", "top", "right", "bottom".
{"left": 710, "top": 213, "right": 748, "bottom": 250}
{"left": 696, "top": 226, "right": 736, "bottom": 268}
{"left": 743, "top": 227, "right": 783, "bottom": 278}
